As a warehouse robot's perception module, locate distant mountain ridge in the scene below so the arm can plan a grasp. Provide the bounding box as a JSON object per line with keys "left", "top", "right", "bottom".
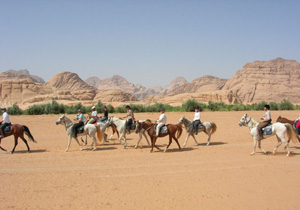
{"left": 1, "top": 57, "right": 300, "bottom": 108}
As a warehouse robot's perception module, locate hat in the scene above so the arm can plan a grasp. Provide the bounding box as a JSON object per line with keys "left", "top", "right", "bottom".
{"left": 160, "top": 108, "right": 165, "bottom": 111}
{"left": 125, "top": 105, "right": 130, "bottom": 109}
{"left": 77, "top": 109, "right": 81, "bottom": 112}
{"left": 195, "top": 106, "right": 200, "bottom": 110}
{"left": 103, "top": 106, "right": 107, "bottom": 109}
{"left": 1, "top": 107, "right": 6, "bottom": 110}
{"left": 92, "top": 106, "right": 96, "bottom": 110}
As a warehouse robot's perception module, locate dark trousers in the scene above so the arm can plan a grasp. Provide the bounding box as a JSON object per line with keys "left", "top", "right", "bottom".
{"left": 0, "top": 122, "right": 11, "bottom": 137}
{"left": 192, "top": 120, "right": 201, "bottom": 133}
{"left": 99, "top": 116, "right": 108, "bottom": 122}
{"left": 73, "top": 122, "right": 84, "bottom": 137}
{"left": 257, "top": 120, "right": 271, "bottom": 138}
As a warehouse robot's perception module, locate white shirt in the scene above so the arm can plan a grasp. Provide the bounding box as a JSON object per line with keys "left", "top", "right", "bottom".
{"left": 91, "top": 111, "right": 97, "bottom": 117}
{"left": 157, "top": 113, "right": 167, "bottom": 124}
{"left": 2, "top": 112, "right": 10, "bottom": 123}
{"left": 193, "top": 112, "right": 201, "bottom": 121}
{"left": 263, "top": 110, "right": 271, "bottom": 120}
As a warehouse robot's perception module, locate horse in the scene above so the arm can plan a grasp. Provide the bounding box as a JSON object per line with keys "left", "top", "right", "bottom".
{"left": 276, "top": 115, "right": 300, "bottom": 142}
{"left": 109, "top": 116, "right": 151, "bottom": 149}
{"left": 179, "top": 116, "right": 217, "bottom": 147}
{"left": 239, "top": 114, "right": 297, "bottom": 156}
{"left": 56, "top": 115, "right": 103, "bottom": 152}
{"left": 0, "top": 122, "right": 36, "bottom": 154}
{"left": 135, "top": 121, "right": 182, "bottom": 152}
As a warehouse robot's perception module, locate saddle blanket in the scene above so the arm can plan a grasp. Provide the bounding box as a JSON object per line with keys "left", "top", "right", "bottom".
{"left": 4, "top": 125, "right": 12, "bottom": 133}
{"left": 293, "top": 120, "right": 300, "bottom": 130}
{"left": 198, "top": 123, "right": 204, "bottom": 130}
{"left": 129, "top": 122, "right": 136, "bottom": 130}
{"left": 154, "top": 124, "right": 169, "bottom": 134}
{"left": 262, "top": 124, "right": 272, "bottom": 135}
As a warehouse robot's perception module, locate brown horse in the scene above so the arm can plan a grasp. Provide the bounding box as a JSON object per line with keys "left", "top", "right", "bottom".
{"left": 0, "top": 123, "right": 36, "bottom": 153}
{"left": 135, "top": 121, "right": 182, "bottom": 152}
{"left": 276, "top": 116, "right": 300, "bottom": 142}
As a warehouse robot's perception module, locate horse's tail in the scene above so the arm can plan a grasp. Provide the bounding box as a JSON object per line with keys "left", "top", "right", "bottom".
{"left": 112, "top": 123, "right": 120, "bottom": 138}
{"left": 210, "top": 122, "right": 217, "bottom": 134}
{"left": 23, "top": 126, "right": 36, "bottom": 143}
{"left": 284, "top": 123, "right": 297, "bottom": 144}
{"left": 175, "top": 124, "right": 183, "bottom": 139}
{"left": 96, "top": 126, "right": 103, "bottom": 142}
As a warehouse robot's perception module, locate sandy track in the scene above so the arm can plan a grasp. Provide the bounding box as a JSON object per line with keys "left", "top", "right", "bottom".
{"left": 1, "top": 111, "right": 300, "bottom": 209}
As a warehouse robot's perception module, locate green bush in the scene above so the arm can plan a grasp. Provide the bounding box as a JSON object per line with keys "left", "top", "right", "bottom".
{"left": 7, "top": 104, "right": 23, "bottom": 115}
{"left": 279, "top": 99, "right": 294, "bottom": 110}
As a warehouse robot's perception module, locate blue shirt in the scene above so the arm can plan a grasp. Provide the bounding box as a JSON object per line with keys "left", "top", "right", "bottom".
{"left": 77, "top": 113, "right": 85, "bottom": 123}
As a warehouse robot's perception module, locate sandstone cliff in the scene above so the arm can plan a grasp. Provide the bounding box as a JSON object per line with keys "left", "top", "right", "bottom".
{"left": 222, "top": 57, "right": 300, "bottom": 103}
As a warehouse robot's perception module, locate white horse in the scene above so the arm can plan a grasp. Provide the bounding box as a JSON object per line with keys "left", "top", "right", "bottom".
{"left": 56, "top": 115, "right": 103, "bottom": 152}
{"left": 109, "top": 116, "right": 150, "bottom": 149}
{"left": 239, "top": 114, "right": 297, "bottom": 156}
{"left": 179, "top": 116, "right": 217, "bottom": 147}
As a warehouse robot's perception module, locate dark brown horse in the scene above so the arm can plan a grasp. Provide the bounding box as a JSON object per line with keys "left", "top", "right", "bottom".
{"left": 0, "top": 123, "right": 36, "bottom": 153}
{"left": 276, "top": 115, "right": 300, "bottom": 143}
{"left": 135, "top": 121, "right": 182, "bottom": 152}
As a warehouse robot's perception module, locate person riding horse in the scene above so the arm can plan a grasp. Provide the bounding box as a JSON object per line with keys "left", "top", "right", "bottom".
{"left": 0, "top": 107, "right": 11, "bottom": 138}
{"left": 257, "top": 104, "right": 272, "bottom": 139}
{"left": 99, "top": 106, "right": 108, "bottom": 122}
{"left": 122, "top": 105, "right": 134, "bottom": 134}
{"left": 192, "top": 106, "right": 201, "bottom": 135}
{"left": 154, "top": 108, "right": 167, "bottom": 137}
{"left": 73, "top": 109, "right": 85, "bottom": 138}
{"left": 87, "top": 106, "right": 98, "bottom": 124}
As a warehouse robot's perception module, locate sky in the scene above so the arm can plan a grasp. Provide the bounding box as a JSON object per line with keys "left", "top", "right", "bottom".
{"left": 1, "top": 0, "right": 300, "bottom": 88}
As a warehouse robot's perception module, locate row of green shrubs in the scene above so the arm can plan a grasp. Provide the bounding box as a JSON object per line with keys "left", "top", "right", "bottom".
{"left": 6, "top": 99, "right": 299, "bottom": 116}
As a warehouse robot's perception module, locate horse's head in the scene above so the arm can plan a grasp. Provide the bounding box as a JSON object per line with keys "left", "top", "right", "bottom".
{"left": 239, "top": 114, "right": 250, "bottom": 126}
{"left": 276, "top": 115, "right": 282, "bottom": 123}
{"left": 135, "top": 121, "right": 142, "bottom": 133}
{"left": 179, "top": 116, "right": 185, "bottom": 124}
{"left": 56, "top": 114, "right": 66, "bottom": 125}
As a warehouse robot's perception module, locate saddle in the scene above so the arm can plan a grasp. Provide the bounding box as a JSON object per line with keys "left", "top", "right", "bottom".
{"left": 262, "top": 124, "right": 272, "bottom": 135}
{"left": 154, "top": 124, "right": 169, "bottom": 134}
{"left": 197, "top": 123, "right": 204, "bottom": 130}
{"left": 4, "top": 125, "right": 12, "bottom": 133}
{"left": 126, "top": 120, "right": 137, "bottom": 130}
{"left": 294, "top": 120, "right": 300, "bottom": 135}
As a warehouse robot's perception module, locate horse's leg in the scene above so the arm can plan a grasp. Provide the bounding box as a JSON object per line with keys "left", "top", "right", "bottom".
{"left": 191, "top": 133, "right": 199, "bottom": 146}
{"left": 74, "top": 137, "right": 83, "bottom": 151}
{"left": 143, "top": 131, "right": 150, "bottom": 146}
{"left": 173, "top": 136, "right": 181, "bottom": 151}
{"left": 10, "top": 136, "right": 19, "bottom": 154}
{"left": 258, "top": 140, "right": 267, "bottom": 154}
{"left": 101, "top": 133, "right": 107, "bottom": 145}
{"left": 273, "top": 136, "right": 282, "bottom": 155}
{"left": 150, "top": 136, "right": 154, "bottom": 152}
{"left": 205, "top": 130, "right": 211, "bottom": 146}
{"left": 153, "top": 137, "right": 161, "bottom": 151}
{"left": 0, "top": 138, "right": 7, "bottom": 151}
{"left": 182, "top": 133, "right": 190, "bottom": 148}
{"left": 20, "top": 136, "right": 30, "bottom": 153}
{"left": 134, "top": 132, "right": 143, "bottom": 149}
{"left": 91, "top": 136, "right": 97, "bottom": 151}
{"left": 250, "top": 137, "right": 258, "bottom": 155}
{"left": 164, "top": 135, "right": 173, "bottom": 152}
{"left": 65, "top": 135, "right": 72, "bottom": 152}
{"left": 84, "top": 135, "right": 88, "bottom": 146}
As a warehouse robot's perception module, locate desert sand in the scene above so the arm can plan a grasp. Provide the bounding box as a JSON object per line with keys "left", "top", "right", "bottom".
{"left": 1, "top": 111, "right": 300, "bottom": 210}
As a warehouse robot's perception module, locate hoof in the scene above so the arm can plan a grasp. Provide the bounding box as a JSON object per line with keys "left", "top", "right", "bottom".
{"left": 65, "top": 149, "right": 69, "bottom": 152}
{"left": 250, "top": 152, "right": 254, "bottom": 156}
{"left": 10, "top": 151, "right": 14, "bottom": 154}
{"left": 206, "top": 143, "right": 210, "bottom": 146}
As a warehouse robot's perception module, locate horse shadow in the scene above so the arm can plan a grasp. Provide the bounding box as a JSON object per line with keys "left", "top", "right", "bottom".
{"left": 197, "top": 142, "right": 227, "bottom": 146}
{"left": 81, "top": 146, "right": 117, "bottom": 151}
{"left": 10, "top": 149, "right": 48, "bottom": 154}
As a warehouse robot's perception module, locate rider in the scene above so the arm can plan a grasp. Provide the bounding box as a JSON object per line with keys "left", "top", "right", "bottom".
{"left": 87, "top": 106, "right": 98, "bottom": 124}
{"left": 73, "top": 109, "right": 85, "bottom": 138}
{"left": 99, "top": 106, "right": 108, "bottom": 122}
{"left": 192, "top": 106, "right": 201, "bottom": 135}
{"left": 155, "top": 108, "right": 167, "bottom": 137}
{"left": 122, "top": 105, "right": 134, "bottom": 134}
{"left": 0, "top": 107, "right": 11, "bottom": 138}
{"left": 257, "top": 104, "right": 272, "bottom": 139}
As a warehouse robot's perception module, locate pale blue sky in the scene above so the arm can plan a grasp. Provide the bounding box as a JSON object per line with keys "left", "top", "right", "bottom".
{"left": 1, "top": 0, "right": 299, "bottom": 88}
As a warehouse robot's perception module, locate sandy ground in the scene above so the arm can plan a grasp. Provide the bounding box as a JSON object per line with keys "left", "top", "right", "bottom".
{"left": 1, "top": 110, "right": 300, "bottom": 210}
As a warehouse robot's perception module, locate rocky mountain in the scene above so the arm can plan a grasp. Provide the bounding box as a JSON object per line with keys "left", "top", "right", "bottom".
{"left": 222, "top": 57, "right": 300, "bottom": 103}
{"left": 1, "top": 57, "right": 300, "bottom": 108}
{"left": 159, "top": 77, "right": 187, "bottom": 95}
{"left": 0, "top": 69, "right": 45, "bottom": 83}
{"left": 85, "top": 76, "right": 102, "bottom": 88}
